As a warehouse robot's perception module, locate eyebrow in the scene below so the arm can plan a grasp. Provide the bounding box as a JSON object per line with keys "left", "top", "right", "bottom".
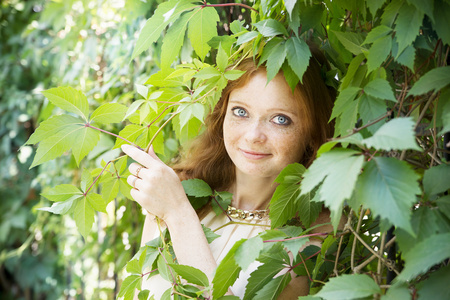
{"left": 228, "top": 99, "right": 299, "bottom": 117}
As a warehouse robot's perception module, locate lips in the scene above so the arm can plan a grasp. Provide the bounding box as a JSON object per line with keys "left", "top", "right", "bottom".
{"left": 240, "top": 149, "right": 271, "bottom": 160}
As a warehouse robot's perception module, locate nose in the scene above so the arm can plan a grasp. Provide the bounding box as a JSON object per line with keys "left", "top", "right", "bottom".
{"left": 245, "top": 121, "right": 267, "bottom": 144}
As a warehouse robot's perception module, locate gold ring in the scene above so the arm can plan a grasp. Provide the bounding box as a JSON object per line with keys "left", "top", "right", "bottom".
{"left": 131, "top": 176, "right": 138, "bottom": 188}
{"left": 136, "top": 166, "right": 143, "bottom": 178}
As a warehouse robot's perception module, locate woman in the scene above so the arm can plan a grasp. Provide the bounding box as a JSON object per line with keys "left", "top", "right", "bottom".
{"left": 121, "top": 44, "right": 336, "bottom": 299}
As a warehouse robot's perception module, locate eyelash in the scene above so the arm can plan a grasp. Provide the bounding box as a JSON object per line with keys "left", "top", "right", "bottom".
{"left": 231, "top": 107, "right": 292, "bottom": 126}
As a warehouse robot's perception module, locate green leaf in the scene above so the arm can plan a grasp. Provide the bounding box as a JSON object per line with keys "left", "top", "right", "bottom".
{"left": 253, "top": 273, "right": 291, "bottom": 300}
{"left": 356, "top": 157, "right": 420, "bottom": 234}
{"left": 432, "top": 0, "right": 450, "bottom": 46}
{"left": 330, "top": 87, "right": 361, "bottom": 120}
{"left": 41, "top": 184, "right": 83, "bottom": 202}
{"left": 423, "top": 164, "right": 450, "bottom": 196}
{"left": 394, "top": 43, "right": 416, "bottom": 70}
{"left": 284, "top": 0, "right": 297, "bottom": 19}
{"left": 131, "top": 0, "right": 197, "bottom": 59}
{"left": 212, "top": 191, "right": 232, "bottom": 215}
{"left": 436, "top": 195, "right": 450, "bottom": 220}
{"left": 236, "top": 31, "right": 259, "bottom": 45}
{"left": 362, "top": 25, "right": 392, "bottom": 45}
{"left": 160, "top": 11, "right": 193, "bottom": 70}
{"left": 86, "top": 193, "right": 107, "bottom": 213}
{"left": 71, "top": 126, "right": 100, "bottom": 166}
{"left": 397, "top": 233, "right": 450, "bottom": 281}
{"left": 301, "top": 149, "right": 364, "bottom": 217}
{"left": 235, "top": 237, "right": 263, "bottom": 271}
{"left": 178, "top": 102, "right": 205, "bottom": 128}
{"left": 173, "top": 113, "right": 203, "bottom": 145}
{"left": 90, "top": 103, "right": 127, "bottom": 124}
{"left": 265, "top": 41, "right": 286, "bottom": 83}
{"left": 41, "top": 87, "right": 89, "bottom": 121}
{"left": 188, "top": 7, "right": 219, "bottom": 60}
{"left": 118, "top": 275, "right": 142, "bottom": 299}
{"left": 38, "top": 197, "right": 80, "bottom": 215}
{"left": 394, "top": 2, "right": 424, "bottom": 55}
{"left": 380, "top": 282, "right": 411, "bottom": 300}
{"left": 126, "top": 259, "right": 142, "bottom": 275}
{"left": 243, "top": 261, "right": 286, "bottom": 300}
{"left": 181, "top": 178, "right": 212, "bottom": 197}
{"left": 73, "top": 197, "right": 95, "bottom": 239}
{"left": 363, "top": 78, "right": 397, "bottom": 102}
{"left": 137, "top": 290, "right": 150, "bottom": 300}
{"left": 285, "top": 37, "right": 311, "bottom": 83}
{"left": 212, "top": 239, "right": 244, "bottom": 298}
{"left": 202, "top": 224, "right": 220, "bottom": 244}
{"left": 395, "top": 207, "right": 440, "bottom": 251}
{"left": 157, "top": 249, "right": 173, "bottom": 282}
{"left": 216, "top": 44, "right": 228, "bottom": 73}
{"left": 101, "top": 176, "right": 120, "bottom": 203}
{"left": 367, "top": 35, "right": 392, "bottom": 73}
{"left": 340, "top": 53, "right": 366, "bottom": 90}
{"left": 26, "top": 114, "right": 82, "bottom": 145}
{"left": 331, "top": 30, "right": 367, "bottom": 56}
{"left": 358, "top": 94, "right": 387, "bottom": 134}
{"left": 416, "top": 265, "right": 450, "bottom": 300}
{"left": 224, "top": 70, "right": 245, "bottom": 81}
{"left": 30, "top": 118, "right": 98, "bottom": 168}
{"left": 363, "top": 117, "right": 421, "bottom": 151}
{"left": 114, "top": 124, "right": 145, "bottom": 149}
{"left": 194, "top": 66, "right": 221, "bottom": 79}
{"left": 316, "top": 274, "right": 380, "bottom": 300}
{"left": 253, "top": 19, "right": 288, "bottom": 37}
{"left": 407, "top": 0, "right": 434, "bottom": 20}
{"left": 381, "top": 0, "right": 403, "bottom": 27}
{"left": 169, "top": 264, "right": 209, "bottom": 286}
{"left": 407, "top": 66, "right": 450, "bottom": 96}
{"left": 230, "top": 19, "right": 245, "bottom": 34}
{"left": 270, "top": 163, "right": 320, "bottom": 228}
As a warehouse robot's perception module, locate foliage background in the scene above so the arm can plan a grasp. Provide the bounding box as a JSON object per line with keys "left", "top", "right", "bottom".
{"left": 1, "top": 0, "right": 450, "bottom": 299}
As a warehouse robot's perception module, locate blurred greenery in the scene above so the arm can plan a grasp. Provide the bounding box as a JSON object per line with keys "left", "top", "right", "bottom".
{"left": 0, "top": 0, "right": 159, "bottom": 299}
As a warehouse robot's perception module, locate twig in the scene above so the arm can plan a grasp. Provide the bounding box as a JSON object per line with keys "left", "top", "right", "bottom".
{"left": 212, "top": 195, "right": 232, "bottom": 221}
{"left": 377, "top": 232, "right": 387, "bottom": 284}
{"left": 86, "top": 124, "right": 142, "bottom": 150}
{"left": 354, "top": 237, "right": 397, "bottom": 273}
{"left": 146, "top": 113, "right": 178, "bottom": 152}
{"left": 200, "top": 2, "right": 258, "bottom": 13}
{"left": 347, "top": 225, "right": 398, "bottom": 275}
{"left": 351, "top": 207, "right": 364, "bottom": 272}
{"left": 334, "top": 235, "right": 344, "bottom": 276}
{"left": 158, "top": 247, "right": 177, "bottom": 285}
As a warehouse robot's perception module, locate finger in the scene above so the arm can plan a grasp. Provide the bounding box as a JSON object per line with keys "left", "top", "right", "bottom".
{"left": 127, "top": 174, "right": 141, "bottom": 189}
{"left": 129, "top": 163, "right": 146, "bottom": 177}
{"left": 147, "top": 145, "right": 163, "bottom": 163}
{"left": 122, "top": 144, "right": 156, "bottom": 168}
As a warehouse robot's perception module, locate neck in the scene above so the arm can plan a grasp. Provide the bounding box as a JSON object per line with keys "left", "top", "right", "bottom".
{"left": 227, "top": 171, "right": 277, "bottom": 211}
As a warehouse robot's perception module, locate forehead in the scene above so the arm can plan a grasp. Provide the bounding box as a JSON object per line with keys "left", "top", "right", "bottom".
{"left": 228, "top": 70, "right": 304, "bottom": 111}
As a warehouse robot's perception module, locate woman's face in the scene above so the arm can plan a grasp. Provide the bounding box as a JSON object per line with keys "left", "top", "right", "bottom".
{"left": 223, "top": 70, "right": 305, "bottom": 181}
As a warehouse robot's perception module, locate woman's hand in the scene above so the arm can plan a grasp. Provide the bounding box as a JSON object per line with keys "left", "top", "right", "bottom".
{"left": 121, "top": 144, "right": 191, "bottom": 222}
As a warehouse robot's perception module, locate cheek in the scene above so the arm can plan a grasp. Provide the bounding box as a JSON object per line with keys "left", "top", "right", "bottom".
{"left": 273, "top": 128, "right": 305, "bottom": 162}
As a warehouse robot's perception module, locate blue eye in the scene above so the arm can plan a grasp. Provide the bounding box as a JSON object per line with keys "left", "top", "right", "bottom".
{"left": 232, "top": 107, "right": 247, "bottom": 117}
{"left": 272, "top": 115, "right": 291, "bottom": 125}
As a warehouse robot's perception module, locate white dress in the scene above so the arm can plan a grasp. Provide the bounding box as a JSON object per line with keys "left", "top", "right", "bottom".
{"left": 141, "top": 209, "right": 271, "bottom": 299}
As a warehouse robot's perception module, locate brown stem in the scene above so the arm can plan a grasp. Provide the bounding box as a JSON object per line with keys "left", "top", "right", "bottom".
{"left": 263, "top": 232, "right": 330, "bottom": 243}
{"left": 200, "top": 2, "right": 258, "bottom": 13}
{"left": 329, "top": 110, "right": 392, "bottom": 142}
{"left": 86, "top": 124, "right": 143, "bottom": 150}
{"left": 83, "top": 155, "right": 125, "bottom": 196}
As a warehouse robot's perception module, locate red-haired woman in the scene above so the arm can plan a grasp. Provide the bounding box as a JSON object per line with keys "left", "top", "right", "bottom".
{"left": 122, "top": 45, "right": 336, "bottom": 299}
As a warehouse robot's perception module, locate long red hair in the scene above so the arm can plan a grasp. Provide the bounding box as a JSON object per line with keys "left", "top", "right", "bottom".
{"left": 173, "top": 43, "right": 336, "bottom": 191}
